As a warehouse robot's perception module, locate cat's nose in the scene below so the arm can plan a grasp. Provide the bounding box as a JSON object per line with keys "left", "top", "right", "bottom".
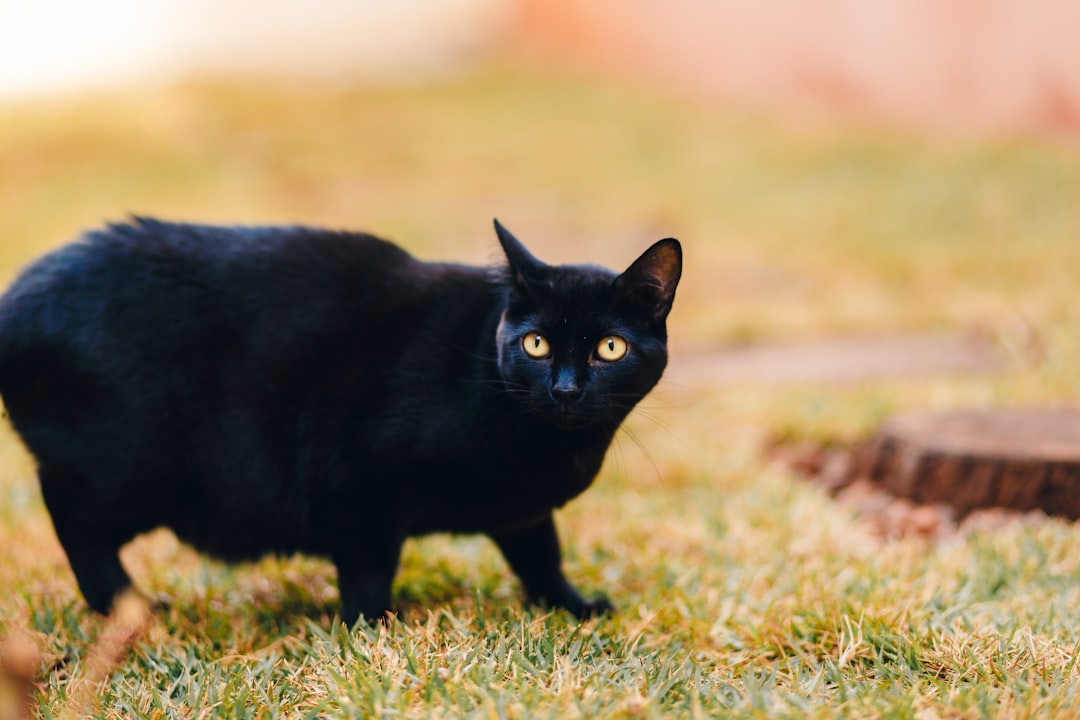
{"left": 552, "top": 385, "right": 581, "bottom": 404}
{"left": 551, "top": 379, "right": 582, "bottom": 407}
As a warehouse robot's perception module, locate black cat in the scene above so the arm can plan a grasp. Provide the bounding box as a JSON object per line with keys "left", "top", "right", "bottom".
{"left": 0, "top": 218, "right": 681, "bottom": 625}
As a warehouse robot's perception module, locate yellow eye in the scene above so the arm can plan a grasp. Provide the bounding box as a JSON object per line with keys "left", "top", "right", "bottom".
{"left": 596, "top": 335, "right": 627, "bottom": 362}
{"left": 522, "top": 332, "right": 551, "bottom": 358}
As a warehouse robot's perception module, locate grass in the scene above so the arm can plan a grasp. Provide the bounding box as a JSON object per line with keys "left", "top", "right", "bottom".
{"left": 2, "top": 58, "right": 1080, "bottom": 718}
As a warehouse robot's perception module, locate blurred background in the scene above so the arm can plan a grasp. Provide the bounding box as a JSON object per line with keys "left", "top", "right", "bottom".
{"left": 0, "top": 0, "right": 1078, "bottom": 456}
{"left": 3, "top": 5, "right": 1080, "bottom": 707}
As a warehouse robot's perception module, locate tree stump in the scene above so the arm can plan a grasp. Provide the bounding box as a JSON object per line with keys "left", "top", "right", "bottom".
{"left": 852, "top": 408, "right": 1080, "bottom": 519}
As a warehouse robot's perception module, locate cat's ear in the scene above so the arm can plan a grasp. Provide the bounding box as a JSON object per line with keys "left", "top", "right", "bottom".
{"left": 494, "top": 219, "right": 547, "bottom": 288}
{"left": 614, "top": 238, "right": 682, "bottom": 322}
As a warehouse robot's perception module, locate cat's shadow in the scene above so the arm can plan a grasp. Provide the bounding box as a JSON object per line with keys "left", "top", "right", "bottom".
{"left": 128, "top": 535, "right": 509, "bottom": 640}
{"left": 159, "top": 575, "right": 493, "bottom": 644}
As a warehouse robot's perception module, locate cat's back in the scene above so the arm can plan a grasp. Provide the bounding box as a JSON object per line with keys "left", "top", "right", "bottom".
{"left": 4, "top": 217, "right": 412, "bottom": 315}
{"left": 0, "top": 218, "right": 463, "bottom": 420}
{"left": 0, "top": 218, "right": 420, "bottom": 352}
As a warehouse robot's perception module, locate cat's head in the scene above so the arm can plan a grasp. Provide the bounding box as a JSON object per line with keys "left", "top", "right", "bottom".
{"left": 493, "top": 220, "right": 681, "bottom": 431}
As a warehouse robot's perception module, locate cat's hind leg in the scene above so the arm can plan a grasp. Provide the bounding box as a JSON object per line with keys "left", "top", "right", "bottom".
{"left": 490, "top": 514, "right": 613, "bottom": 619}
{"left": 39, "top": 469, "right": 134, "bottom": 614}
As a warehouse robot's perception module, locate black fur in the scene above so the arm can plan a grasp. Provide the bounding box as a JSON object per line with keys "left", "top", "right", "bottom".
{"left": 0, "top": 217, "right": 681, "bottom": 625}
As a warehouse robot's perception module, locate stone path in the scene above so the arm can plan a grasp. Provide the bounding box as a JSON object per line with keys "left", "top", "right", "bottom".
{"left": 668, "top": 331, "right": 1010, "bottom": 386}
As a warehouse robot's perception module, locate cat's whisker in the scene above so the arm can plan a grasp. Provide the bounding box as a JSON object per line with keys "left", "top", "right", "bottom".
{"left": 624, "top": 408, "right": 687, "bottom": 449}
{"left": 624, "top": 409, "right": 694, "bottom": 464}
{"left": 617, "top": 423, "right": 666, "bottom": 488}
{"left": 608, "top": 433, "right": 628, "bottom": 490}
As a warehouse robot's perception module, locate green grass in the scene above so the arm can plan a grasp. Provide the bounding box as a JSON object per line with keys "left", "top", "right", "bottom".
{"left": 2, "top": 58, "right": 1080, "bottom": 718}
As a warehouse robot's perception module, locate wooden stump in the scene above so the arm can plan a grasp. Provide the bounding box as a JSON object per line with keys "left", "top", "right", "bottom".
{"left": 852, "top": 408, "right": 1080, "bottom": 519}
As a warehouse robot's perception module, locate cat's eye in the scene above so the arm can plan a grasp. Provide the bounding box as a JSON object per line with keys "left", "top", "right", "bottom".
{"left": 522, "top": 332, "right": 551, "bottom": 358}
{"left": 596, "top": 335, "right": 628, "bottom": 362}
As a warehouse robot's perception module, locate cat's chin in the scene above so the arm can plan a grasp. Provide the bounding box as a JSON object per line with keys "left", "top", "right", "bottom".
{"left": 544, "top": 410, "right": 601, "bottom": 431}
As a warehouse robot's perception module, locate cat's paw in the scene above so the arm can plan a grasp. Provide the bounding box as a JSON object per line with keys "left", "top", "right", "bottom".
{"left": 573, "top": 595, "right": 615, "bottom": 620}
{"left": 530, "top": 586, "right": 615, "bottom": 620}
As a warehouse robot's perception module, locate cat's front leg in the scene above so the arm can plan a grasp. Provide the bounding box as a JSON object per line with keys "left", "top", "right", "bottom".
{"left": 490, "top": 514, "right": 613, "bottom": 619}
{"left": 333, "top": 539, "right": 404, "bottom": 626}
